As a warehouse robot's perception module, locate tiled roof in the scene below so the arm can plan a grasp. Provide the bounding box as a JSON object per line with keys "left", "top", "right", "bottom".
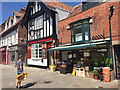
{"left": 43, "top": 1, "right": 73, "bottom": 12}
{"left": 67, "top": 3, "right": 82, "bottom": 18}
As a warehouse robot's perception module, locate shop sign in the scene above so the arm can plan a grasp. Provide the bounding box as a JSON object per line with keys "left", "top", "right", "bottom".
{"left": 9, "top": 46, "right": 18, "bottom": 51}
{"left": 1, "top": 47, "right": 6, "bottom": 51}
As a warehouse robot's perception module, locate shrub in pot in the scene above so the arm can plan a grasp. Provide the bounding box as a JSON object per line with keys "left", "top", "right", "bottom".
{"left": 93, "top": 70, "right": 99, "bottom": 80}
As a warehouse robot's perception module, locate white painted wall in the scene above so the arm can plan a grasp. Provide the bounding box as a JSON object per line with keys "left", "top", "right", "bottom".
{"left": 56, "top": 13, "right": 59, "bottom": 39}
{"left": 50, "top": 17, "right": 53, "bottom": 36}
{"left": 55, "top": 7, "right": 70, "bottom": 21}
{"left": 1, "top": 28, "right": 18, "bottom": 47}
{"left": 27, "top": 59, "right": 48, "bottom": 66}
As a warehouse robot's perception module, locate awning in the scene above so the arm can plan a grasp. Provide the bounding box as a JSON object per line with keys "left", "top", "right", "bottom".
{"left": 47, "top": 41, "right": 107, "bottom": 51}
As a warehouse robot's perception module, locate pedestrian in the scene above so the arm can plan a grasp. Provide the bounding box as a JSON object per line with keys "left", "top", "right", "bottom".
{"left": 16, "top": 55, "right": 24, "bottom": 89}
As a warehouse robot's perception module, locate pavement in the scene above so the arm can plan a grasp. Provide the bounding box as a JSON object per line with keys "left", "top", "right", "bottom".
{"left": 1, "top": 64, "right": 119, "bottom": 89}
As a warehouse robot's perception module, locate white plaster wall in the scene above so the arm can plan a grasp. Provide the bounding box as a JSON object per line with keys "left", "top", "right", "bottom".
{"left": 50, "top": 17, "right": 53, "bottom": 36}
{"left": 27, "top": 59, "right": 48, "bottom": 66}
{"left": 55, "top": 7, "right": 70, "bottom": 21}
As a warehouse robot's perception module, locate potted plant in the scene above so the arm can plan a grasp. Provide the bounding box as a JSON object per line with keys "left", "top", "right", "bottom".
{"left": 93, "top": 70, "right": 99, "bottom": 80}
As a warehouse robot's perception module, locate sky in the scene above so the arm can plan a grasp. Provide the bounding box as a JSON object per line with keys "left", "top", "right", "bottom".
{"left": 0, "top": 1, "right": 82, "bottom": 25}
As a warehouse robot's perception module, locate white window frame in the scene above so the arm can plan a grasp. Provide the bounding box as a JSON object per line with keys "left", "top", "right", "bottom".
{"left": 31, "top": 43, "right": 42, "bottom": 59}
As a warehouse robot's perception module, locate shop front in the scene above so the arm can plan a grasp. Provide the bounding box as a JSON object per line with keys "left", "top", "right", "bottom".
{"left": 48, "top": 40, "right": 113, "bottom": 81}
{"left": 0, "top": 47, "right": 7, "bottom": 65}
{"left": 27, "top": 40, "right": 55, "bottom": 67}
{"left": 9, "top": 45, "right": 26, "bottom": 66}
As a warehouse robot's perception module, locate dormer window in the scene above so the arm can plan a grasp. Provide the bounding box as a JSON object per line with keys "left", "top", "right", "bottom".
{"left": 9, "top": 19, "right": 11, "bottom": 27}
{"left": 11, "top": 20, "right": 13, "bottom": 25}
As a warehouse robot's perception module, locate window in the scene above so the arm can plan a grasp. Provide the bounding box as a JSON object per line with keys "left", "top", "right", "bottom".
{"left": 29, "top": 19, "right": 35, "bottom": 30}
{"left": 31, "top": 43, "right": 42, "bottom": 59}
{"left": 71, "top": 18, "right": 90, "bottom": 43}
{"left": 36, "top": 15, "right": 43, "bottom": 29}
{"left": 74, "top": 25, "right": 82, "bottom": 41}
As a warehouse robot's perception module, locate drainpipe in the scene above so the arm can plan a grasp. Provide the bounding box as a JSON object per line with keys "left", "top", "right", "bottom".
{"left": 109, "top": 6, "right": 114, "bottom": 70}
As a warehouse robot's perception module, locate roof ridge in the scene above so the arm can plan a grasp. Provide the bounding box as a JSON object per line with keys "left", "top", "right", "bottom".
{"left": 42, "top": 0, "right": 73, "bottom": 11}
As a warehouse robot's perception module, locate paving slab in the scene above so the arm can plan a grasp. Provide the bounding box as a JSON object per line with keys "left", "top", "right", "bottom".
{"left": 1, "top": 65, "right": 119, "bottom": 89}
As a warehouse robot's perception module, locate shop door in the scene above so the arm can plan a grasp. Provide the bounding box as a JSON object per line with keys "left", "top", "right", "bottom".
{"left": 114, "top": 45, "right": 120, "bottom": 79}
{"left": 9, "top": 51, "right": 15, "bottom": 64}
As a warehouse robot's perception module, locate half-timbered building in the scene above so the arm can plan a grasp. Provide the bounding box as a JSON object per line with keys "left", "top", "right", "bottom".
{"left": 22, "top": 0, "right": 73, "bottom": 67}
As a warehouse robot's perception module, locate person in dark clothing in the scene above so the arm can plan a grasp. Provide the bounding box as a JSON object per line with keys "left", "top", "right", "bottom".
{"left": 16, "top": 55, "right": 23, "bottom": 88}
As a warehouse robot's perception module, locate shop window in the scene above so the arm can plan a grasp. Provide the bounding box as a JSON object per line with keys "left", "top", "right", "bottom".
{"left": 71, "top": 18, "right": 90, "bottom": 43}
{"left": 31, "top": 43, "right": 42, "bottom": 59}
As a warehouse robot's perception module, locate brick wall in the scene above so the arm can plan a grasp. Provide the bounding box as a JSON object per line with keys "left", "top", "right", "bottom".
{"left": 18, "top": 21, "right": 27, "bottom": 45}
{"left": 59, "top": 2, "right": 120, "bottom": 45}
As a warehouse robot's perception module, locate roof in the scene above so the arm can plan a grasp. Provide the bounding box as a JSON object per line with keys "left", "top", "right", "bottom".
{"left": 43, "top": 1, "right": 73, "bottom": 12}
{"left": 67, "top": 3, "right": 82, "bottom": 18}
{"left": 0, "top": 15, "right": 23, "bottom": 36}
{"left": 0, "top": 6, "right": 25, "bottom": 36}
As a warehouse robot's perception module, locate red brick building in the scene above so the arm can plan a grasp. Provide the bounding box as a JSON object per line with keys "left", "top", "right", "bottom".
{"left": 48, "top": 1, "right": 120, "bottom": 79}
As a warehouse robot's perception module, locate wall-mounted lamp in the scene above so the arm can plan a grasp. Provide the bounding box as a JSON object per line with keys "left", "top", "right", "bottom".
{"left": 66, "top": 26, "right": 70, "bottom": 30}
{"left": 89, "top": 18, "right": 93, "bottom": 23}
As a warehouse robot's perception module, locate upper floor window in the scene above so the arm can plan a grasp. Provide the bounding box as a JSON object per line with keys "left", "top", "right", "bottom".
{"left": 36, "top": 15, "right": 43, "bottom": 29}
{"left": 29, "top": 19, "right": 35, "bottom": 30}
{"left": 71, "top": 18, "right": 90, "bottom": 43}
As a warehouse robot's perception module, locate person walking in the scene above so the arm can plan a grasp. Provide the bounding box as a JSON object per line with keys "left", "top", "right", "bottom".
{"left": 16, "top": 55, "right": 24, "bottom": 88}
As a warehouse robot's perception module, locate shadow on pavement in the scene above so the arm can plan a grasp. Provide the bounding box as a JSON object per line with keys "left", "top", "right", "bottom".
{"left": 22, "top": 82, "right": 37, "bottom": 88}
